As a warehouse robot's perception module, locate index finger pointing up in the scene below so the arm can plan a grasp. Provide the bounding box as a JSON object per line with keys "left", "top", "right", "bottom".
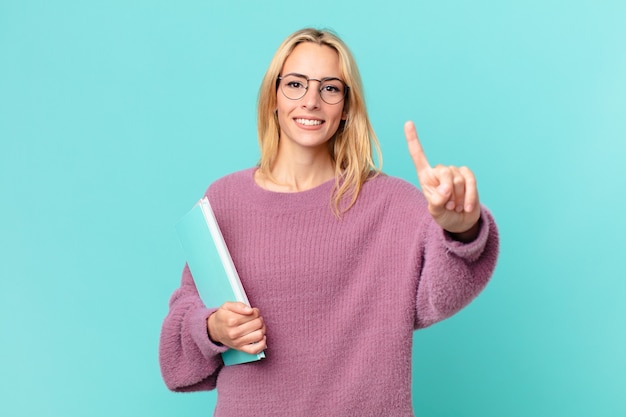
{"left": 404, "top": 120, "right": 431, "bottom": 172}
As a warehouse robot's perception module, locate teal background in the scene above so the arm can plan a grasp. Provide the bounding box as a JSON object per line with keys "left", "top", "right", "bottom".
{"left": 1, "top": 0, "right": 624, "bottom": 416}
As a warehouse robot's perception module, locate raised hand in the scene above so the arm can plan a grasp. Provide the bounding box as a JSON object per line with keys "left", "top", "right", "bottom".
{"left": 207, "top": 302, "right": 267, "bottom": 355}
{"left": 404, "top": 121, "right": 481, "bottom": 238}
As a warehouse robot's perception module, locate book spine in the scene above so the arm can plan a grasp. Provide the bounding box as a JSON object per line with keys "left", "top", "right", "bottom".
{"left": 199, "top": 198, "right": 250, "bottom": 305}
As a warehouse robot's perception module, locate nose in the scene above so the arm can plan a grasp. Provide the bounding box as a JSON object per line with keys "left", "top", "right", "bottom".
{"left": 301, "top": 80, "right": 322, "bottom": 108}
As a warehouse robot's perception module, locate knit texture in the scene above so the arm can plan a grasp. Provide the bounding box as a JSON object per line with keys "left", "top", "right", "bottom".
{"left": 159, "top": 168, "right": 499, "bottom": 416}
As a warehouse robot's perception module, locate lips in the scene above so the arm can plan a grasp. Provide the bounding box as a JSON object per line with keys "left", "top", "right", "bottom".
{"left": 294, "top": 118, "right": 324, "bottom": 126}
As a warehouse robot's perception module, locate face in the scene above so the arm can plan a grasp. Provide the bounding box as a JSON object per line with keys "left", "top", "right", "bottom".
{"left": 276, "top": 42, "right": 346, "bottom": 154}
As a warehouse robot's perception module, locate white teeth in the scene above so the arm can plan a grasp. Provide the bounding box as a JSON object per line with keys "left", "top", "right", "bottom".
{"left": 295, "top": 118, "right": 322, "bottom": 126}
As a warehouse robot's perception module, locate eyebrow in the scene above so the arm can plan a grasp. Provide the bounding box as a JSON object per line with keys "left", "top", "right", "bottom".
{"left": 283, "top": 72, "right": 344, "bottom": 82}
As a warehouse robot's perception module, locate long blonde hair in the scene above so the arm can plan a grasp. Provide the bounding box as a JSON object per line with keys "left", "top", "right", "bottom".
{"left": 257, "top": 28, "right": 382, "bottom": 216}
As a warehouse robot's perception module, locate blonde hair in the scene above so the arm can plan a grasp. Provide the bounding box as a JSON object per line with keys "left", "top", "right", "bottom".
{"left": 257, "top": 28, "right": 382, "bottom": 216}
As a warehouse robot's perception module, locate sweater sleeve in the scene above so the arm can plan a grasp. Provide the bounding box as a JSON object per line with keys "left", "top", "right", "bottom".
{"left": 158, "top": 264, "right": 229, "bottom": 392}
{"left": 414, "top": 206, "right": 499, "bottom": 329}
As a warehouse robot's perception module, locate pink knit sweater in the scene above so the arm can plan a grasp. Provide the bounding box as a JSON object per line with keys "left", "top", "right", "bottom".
{"left": 159, "top": 168, "right": 499, "bottom": 416}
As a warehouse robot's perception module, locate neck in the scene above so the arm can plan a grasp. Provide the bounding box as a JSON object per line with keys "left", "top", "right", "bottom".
{"left": 257, "top": 145, "right": 335, "bottom": 193}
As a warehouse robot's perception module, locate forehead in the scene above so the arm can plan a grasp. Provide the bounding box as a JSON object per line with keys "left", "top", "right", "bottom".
{"left": 281, "top": 42, "right": 341, "bottom": 78}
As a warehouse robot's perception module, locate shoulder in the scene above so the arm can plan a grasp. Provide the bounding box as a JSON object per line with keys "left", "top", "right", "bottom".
{"left": 349, "top": 172, "right": 429, "bottom": 223}
{"left": 362, "top": 173, "right": 425, "bottom": 205}
{"left": 205, "top": 167, "right": 256, "bottom": 198}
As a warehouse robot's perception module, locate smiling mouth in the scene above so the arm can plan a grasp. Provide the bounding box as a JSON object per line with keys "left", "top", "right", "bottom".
{"left": 294, "top": 118, "right": 323, "bottom": 126}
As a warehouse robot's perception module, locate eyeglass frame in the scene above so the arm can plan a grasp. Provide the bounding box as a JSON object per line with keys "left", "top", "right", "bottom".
{"left": 277, "top": 73, "right": 350, "bottom": 105}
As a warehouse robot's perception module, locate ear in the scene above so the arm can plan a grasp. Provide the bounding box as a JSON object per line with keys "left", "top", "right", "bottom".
{"left": 341, "top": 110, "right": 347, "bottom": 121}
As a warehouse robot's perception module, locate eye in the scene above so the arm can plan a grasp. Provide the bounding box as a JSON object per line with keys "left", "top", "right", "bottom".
{"left": 282, "top": 75, "right": 308, "bottom": 90}
{"left": 322, "top": 84, "right": 341, "bottom": 93}
{"left": 286, "top": 81, "right": 305, "bottom": 89}
{"left": 321, "top": 80, "right": 344, "bottom": 96}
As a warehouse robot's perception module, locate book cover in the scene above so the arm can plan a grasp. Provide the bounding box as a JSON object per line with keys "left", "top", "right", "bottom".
{"left": 175, "top": 196, "right": 265, "bottom": 366}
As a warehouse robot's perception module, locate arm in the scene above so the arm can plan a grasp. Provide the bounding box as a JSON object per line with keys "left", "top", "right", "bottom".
{"left": 158, "top": 264, "right": 227, "bottom": 392}
{"left": 159, "top": 264, "right": 268, "bottom": 392}
{"left": 415, "top": 206, "right": 499, "bottom": 329}
{"left": 403, "top": 120, "right": 499, "bottom": 328}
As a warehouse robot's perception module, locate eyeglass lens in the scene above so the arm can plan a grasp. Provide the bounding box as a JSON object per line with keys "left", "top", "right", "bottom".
{"left": 280, "top": 74, "right": 346, "bottom": 104}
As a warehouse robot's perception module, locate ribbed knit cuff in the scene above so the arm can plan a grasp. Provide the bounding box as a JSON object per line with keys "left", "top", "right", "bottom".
{"left": 188, "top": 306, "right": 229, "bottom": 360}
{"left": 440, "top": 206, "right": 495, "bottom": 263}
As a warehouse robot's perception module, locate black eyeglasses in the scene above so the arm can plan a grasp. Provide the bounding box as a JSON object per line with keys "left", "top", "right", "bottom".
{"left": 277, "top": 73, "right": 349, "bottom": 105}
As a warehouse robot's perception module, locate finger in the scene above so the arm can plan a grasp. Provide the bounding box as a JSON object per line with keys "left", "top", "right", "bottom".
{"left": 226, "top": 308, "right": 262, "bottom": 329}
{"left": 229, "top": 317, "right": 265, "bottom": 344}
{"left": 450, "top": 166, "right": 466, "bottom": 212}
{"left": 221, "top": 301, "right": 254, "bottom": 315}
{"left": 459, "top": 166, "right": 479, "bottom": 212}
{"left": 215, "top": 306, "right": 258, "bottom": 332}
{"left": 404, "top": 121, "right": 431, "bottom": 173}
{"left": 222, "top": 316, "right": 264, "bottom": 346}
{"left": 240, "top": 321, "right": 266, "bottom": 344}
{"left": 232, "top": 317, "right": 267, "bottom": 352}
{"left": 239, "top": 336, "right": 267, "bottom": 355}
{"left": 430, "top": 165, "right": 454, "bottom": 211}
{"left": 238, "top": 316, "right": 265, "bottom": 338}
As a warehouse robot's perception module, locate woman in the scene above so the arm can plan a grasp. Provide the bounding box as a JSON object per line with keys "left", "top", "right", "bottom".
{"left": 159, "top": 28, "right": 499, "bottom": 416}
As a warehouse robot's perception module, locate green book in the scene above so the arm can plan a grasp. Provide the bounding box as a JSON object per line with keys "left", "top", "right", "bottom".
{"left": 175, "top": 197, "right": 265, "bottom": 366}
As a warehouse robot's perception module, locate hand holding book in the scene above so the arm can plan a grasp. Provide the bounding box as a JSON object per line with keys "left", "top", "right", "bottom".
{"left": 208, "top": 302, "right": 267, "bottom": 355}
{"left": 175, "top": 197, "right": 266, "bottom": 365}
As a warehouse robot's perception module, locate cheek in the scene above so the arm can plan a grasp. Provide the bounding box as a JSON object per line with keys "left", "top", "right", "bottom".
{"left": 275, "top": 105, "right": 293, "bottom": 132}
{"left": 276, "top": 95, "right": 292, "bottom": 117}
{"left": 329, "top": 107, "right": 346, "bottom": 126}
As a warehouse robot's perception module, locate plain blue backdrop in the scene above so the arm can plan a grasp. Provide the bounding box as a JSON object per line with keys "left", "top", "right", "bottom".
{"left": 1, "top": 0, "right": 625, "bottom": 416}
